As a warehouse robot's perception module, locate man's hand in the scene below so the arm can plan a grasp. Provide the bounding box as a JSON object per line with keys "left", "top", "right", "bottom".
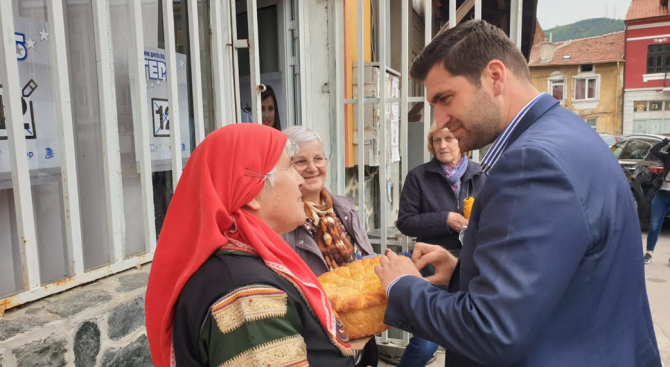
{"left": 447, "top": 212, "right": 469, "bottom": 232}
{"left": 412, "top": 242, "right": 458, "bottom": 285}
{"left": 374, "top": 249, "right": 423, "bottom": 293}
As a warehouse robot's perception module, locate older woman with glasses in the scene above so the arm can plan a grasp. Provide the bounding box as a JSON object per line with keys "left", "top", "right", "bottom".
{"left": 282, "top": 126, "right": 375, "bottom": 275}
{"left": 283, "top": 126, "right": 378, "bottom": 367}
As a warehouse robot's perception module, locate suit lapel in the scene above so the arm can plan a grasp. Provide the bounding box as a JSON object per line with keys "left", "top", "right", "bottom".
{"left": 506, "top": 94, "right": 559, "bottom": 148}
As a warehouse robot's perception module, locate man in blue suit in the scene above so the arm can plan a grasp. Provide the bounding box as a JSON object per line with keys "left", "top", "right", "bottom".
{"left": 374, "top": 20, "right": 662, "bottom": 366}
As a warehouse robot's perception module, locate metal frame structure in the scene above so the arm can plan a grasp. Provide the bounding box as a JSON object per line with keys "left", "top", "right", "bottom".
{"left": 51, "top": 0, "right": 85, "bottom": 274}
{"left": 0, "top": 0, "right": 525, "bottom": 323}
{"left": 423, "top": 1, "right": 434, "bottom": 166}
{"left": 330, "top": 0, "right": 529, "bottom": 348}
{"left": 0, "top": 0, "right": 164, "bottom": 312}
{"left": 510, "top": 0, "right": 525, "bottom": 47}
{"left": 210, "top": 0, "right": 231, "bottom": 127}
{"left": 128, "top": 0, "right": 158, "bottom": 253}
{"left": 93, "top": 0, "right": 125, "bottom": 263}
{"left": 163, "top": 0, "right": 183, "bottom": 187}
{"left": 0, "top": 0, "right": 40, "bottom": 293}
{"left": 0, "top": 0, "right": 302, "bottom": 314}
{"left": 246, "top": 0, "right": 263, "bottom": 122}
{"left": 188, "top": 0, "right": 206, "bottom": 144}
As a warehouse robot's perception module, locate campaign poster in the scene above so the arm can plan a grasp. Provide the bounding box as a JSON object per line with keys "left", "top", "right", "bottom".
{"left": 0, "top": 17, "right": 61, "bottom": 189}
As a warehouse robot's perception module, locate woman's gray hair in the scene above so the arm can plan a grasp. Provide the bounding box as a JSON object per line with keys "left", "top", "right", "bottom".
{"left": 283, "top": 126, "right": 322, "bottom": 148}
{"left": 264, "top": 138, "right": 299, "bottom": 189}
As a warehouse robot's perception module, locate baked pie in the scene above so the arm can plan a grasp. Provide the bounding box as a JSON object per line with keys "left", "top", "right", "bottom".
{"left": 317, "top": 256, "right": 391, "bottom": 340}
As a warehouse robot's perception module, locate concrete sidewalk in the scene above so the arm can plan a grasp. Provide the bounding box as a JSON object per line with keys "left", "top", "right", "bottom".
{"left": 643, "top": 230, "right": 670, "bottom": 365}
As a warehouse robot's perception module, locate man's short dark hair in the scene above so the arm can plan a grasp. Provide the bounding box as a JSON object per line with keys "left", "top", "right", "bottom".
{"left": 410, "top": 20, "right": 531, "bottom": 86}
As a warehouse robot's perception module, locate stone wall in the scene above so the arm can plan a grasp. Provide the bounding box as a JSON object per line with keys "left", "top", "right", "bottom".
{"left": 0, "top": 266, "right": 151, "bottom": 367}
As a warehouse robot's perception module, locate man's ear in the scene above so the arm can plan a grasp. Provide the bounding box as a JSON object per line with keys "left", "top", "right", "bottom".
{"left": 244, "top": 194, "right": 262, "bottom": 212}
{"left": 483, "top": 59, "right": 507, "bottom": 97}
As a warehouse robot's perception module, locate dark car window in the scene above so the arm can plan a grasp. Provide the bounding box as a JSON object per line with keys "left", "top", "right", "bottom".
{"left": 612, "top": 140, "right": 627, "bottom": 159}
{"left": 620, "top": 140, "right": 652, "bottom": 160}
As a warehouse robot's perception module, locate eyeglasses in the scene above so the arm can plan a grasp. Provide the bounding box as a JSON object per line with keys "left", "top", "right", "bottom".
{"left": 292, "top": 157, "right": 328, "bottom": 171}
{"left": 433, "top": 136, "right": 456, "bottom": 144}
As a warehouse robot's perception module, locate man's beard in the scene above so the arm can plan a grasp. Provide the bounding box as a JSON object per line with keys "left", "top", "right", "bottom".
{"left": 458, "top": 89, "right": 502, "bottom": 152}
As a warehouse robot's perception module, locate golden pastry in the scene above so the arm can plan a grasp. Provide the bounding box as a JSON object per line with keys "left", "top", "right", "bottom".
{"left": 318, "top": 257, "right": 391, "bottom": 339}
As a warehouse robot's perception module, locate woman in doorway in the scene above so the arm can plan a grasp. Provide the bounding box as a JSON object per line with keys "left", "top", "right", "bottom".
{"left": 262, "top": 84, "right": 282, "bottom": 130}
{"left": 282, "top": 126, "right": 378, "bottom": 367}
{"left": 145, "top": 124, "right": 354, "bottom": 367}
{"left": 394, "top": 125, "right": 486, "bottom": 367}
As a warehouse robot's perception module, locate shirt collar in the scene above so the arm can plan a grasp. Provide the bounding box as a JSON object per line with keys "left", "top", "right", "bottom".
{"left": 480, "top": 93, "right": 546, "bottom": 174}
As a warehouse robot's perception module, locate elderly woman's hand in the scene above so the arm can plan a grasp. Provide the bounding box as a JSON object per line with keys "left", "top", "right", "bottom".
{"left": 447, "top": 212, "right": 468, "bottom": 232}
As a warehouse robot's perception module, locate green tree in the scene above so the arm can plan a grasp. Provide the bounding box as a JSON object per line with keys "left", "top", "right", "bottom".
{"left": 544, "top": 18, "right": 624, "bottom": 42}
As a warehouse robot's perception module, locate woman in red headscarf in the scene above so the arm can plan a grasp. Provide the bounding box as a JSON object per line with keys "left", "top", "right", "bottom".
{"left": 145, "top": 124, "right": 354, "bottom": 367}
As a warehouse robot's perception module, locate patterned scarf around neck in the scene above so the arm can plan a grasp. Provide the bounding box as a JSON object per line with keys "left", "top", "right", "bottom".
{"left": 304, "top": 189, "right": 355, "bottom": 270}
{"left": 441, "top": 155, "right": 469, "bottom": 196}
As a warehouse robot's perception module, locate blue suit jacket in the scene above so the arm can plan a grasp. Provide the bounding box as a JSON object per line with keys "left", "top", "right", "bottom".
{"left": 385, "top": 94, "right": 662, "bottom": 366}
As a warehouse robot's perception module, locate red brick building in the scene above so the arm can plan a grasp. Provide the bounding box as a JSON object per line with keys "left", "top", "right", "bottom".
{"left": 624, "top": 0, "right": 670, "bottom": 134}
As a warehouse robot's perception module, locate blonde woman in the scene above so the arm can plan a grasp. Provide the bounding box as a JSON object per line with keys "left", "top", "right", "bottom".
{"left": 395, "top": 125, "right": 485, "bottom": 367}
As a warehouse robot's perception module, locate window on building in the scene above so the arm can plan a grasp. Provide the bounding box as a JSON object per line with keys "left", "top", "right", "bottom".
{"left": 647, "top": 43, "right": 670, "bottom": 73}
{"left": 633, "top": 119, "right": 646, "bottom": 133}
{"left": 634, "top": 101, "right": 648, "bottom": 112}
{"left": 585, "top": 118, "right": 597, "bottom": 129}
{"left": 649, "top": 119, "right": 663, "bottom": 134}
{"left": 580, "top": 64, "right": 593, "bottom": 72}
{"left": 664, "top": 119, "right": 670, "bottom": 133}
{"left": 650, "top": 101, "right": 664, "bottom": 111}
{"left": 549, "top": 79, "right": 565, "bottom": 101}
{"left": 574, "top": 77, "right": 597, "bottom": 100}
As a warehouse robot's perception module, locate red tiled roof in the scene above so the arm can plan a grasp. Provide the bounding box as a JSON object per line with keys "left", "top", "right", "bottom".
{"left": 532, "top": 20, "right": 547, "bottom": 46}
{"left": 529, "top": 32, "right": 624, "bottom": 67}
{"left": 626, "top": 0, "right": 668, "bottom": 21}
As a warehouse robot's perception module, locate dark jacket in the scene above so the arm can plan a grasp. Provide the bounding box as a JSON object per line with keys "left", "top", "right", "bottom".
{"left": 173, "top": 251, "right": 355, "bottom": 367}
{"left": 396, "top": 158, "right": 485, "bottom": 254}
{"left": 282, "top": 194, "right": 374, "bottom": 277}
{"left": 650, "top": 138, "right": 670, "bottom": 190}
{"left": 384, "top": 94, "right": 661, "bottom": 366}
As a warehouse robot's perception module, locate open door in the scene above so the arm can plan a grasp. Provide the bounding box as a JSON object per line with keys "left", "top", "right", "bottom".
{"left": 229, "top": 0, "right": 300, "bottom": 129}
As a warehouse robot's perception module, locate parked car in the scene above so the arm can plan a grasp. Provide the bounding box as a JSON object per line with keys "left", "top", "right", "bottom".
{"left": 599, "top": 133, "right": 620, "bottom": 148}
{"left": 611, "top": 134, "right": 670, "bottom": 230}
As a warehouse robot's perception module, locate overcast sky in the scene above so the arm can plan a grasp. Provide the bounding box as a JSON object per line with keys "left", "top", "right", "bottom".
{"left": 536, "top": 0, "right": 632, "bottom": 29}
